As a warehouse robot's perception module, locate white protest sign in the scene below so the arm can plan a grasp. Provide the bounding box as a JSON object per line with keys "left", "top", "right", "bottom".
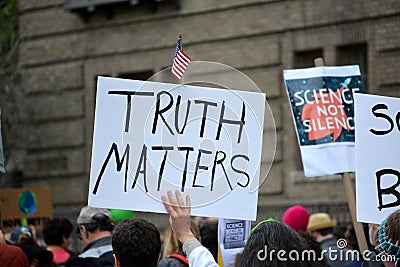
{"left": 355, "top": 93, "right": 400, "bottom": 224}
{"left": 218, "top": 218, "right": 250, "bottom": 267}
{"left": 89, "top": 77, "right": 265, "bottom": 220}
{"left": 284, "top": 66, "right": 364, "bottom": 177}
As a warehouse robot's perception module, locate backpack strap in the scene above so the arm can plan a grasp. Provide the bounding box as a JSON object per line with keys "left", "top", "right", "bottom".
{"left": 168, "top": 253, "right": 189, "bottom": 266}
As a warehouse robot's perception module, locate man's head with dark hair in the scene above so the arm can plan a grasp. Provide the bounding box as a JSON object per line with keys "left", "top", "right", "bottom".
{"left": 112, "top": 218, "right": 161, "bottom": 267}
{"left": 199, "top": 217, "right": 218, "bottom": 247}
{"left": 43, "top": 218, "right": 73, "bottom": 247}
{"left": 317, "top": 227, "right": 334, "bottom": 236}
{"left": 333, "top": 224, "right": 347, "bottom": 240}
{"left": 80, "top": 213, "right": 114, "bottom": 233}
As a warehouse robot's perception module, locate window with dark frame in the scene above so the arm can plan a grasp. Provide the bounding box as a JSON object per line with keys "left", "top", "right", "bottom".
{"left": 64, "top": 0, "right": 181, "bottom": 22}
{"left": 336, "top": 43, "right": 368, "bottom": 91}
{"left": 294, "top": 49, "right": 324, "bottom": 68}
{"left": 118, "top": 70, "right": 154, "bottom": 81}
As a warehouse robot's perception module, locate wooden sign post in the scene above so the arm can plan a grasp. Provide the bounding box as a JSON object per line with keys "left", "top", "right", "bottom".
{"left": 314, "top": 57, "right": 368, "bottom": 254}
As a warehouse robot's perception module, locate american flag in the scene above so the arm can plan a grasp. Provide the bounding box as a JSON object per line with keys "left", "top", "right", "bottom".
{"left": 171, "top": 39, "right": 191, "bottom": 80}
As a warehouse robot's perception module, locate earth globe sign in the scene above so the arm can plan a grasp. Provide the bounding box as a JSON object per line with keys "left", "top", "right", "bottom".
{"left": 18, "top": 190, "right": 37, "bottom": 215}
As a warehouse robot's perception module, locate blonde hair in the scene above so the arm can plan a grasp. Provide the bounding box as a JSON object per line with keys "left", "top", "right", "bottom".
{"left": 18, "top": 232, "right": 34, "bottom": 246}
{"left": 162, "top": 220, "right": 200, "bottom": 258}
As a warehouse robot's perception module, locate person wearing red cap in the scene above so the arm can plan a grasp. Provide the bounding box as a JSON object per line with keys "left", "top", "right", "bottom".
{"left": 282, "top": 205, "right": 310, "bottom": 232}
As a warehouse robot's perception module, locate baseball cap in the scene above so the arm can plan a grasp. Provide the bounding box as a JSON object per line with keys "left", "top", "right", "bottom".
{"left": 10, "top": 226, "right": 33, "bottom": 243}
{"left": 77, "top": 206, "right": 112, "bottom": 224}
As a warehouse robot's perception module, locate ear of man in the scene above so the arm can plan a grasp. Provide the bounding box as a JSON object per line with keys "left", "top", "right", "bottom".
{"left": 81, "top": 226, "right": 90, "bottom": 240}
{"left": 113, "top": 254, "right": 120, "bottom": 267}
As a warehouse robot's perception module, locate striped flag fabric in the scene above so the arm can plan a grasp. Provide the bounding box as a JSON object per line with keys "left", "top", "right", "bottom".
{"left": 171, "top": 39, "right": 191, "bottom": 80}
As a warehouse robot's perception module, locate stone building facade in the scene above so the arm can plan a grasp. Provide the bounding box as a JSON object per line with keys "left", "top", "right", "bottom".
{"left": 9, "top": 0, "right": 400, "bottom": 227}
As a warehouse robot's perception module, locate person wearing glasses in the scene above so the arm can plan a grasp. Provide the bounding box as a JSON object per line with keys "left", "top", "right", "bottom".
{"left": 67, "top": 207, "right": 114, "bottom": 267}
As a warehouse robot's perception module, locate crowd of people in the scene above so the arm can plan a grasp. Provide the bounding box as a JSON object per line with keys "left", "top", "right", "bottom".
{"left": 0, "top": 190, "right": 399, "bottom": 267}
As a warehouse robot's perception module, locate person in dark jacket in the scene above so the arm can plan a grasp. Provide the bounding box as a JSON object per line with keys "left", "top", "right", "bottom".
{"left": 307, "top": 213, "right": 351, "bottom": 267}
{"left": 66, "top": 206, "right": 114, "bottom": 267}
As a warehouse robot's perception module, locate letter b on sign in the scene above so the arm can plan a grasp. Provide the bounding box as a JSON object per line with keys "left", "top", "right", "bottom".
{"left": 376, "top": 168, "right": 400, "bottom": 211}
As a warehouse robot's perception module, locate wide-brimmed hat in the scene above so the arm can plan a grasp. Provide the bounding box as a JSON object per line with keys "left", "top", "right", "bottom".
{"left": 307, "top": 212, "right": 336, "bottom": 232}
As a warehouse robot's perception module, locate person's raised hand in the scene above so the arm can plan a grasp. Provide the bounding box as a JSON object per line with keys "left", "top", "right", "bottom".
{"left": 162, "top": 190, "right": 194, "bottom": 244}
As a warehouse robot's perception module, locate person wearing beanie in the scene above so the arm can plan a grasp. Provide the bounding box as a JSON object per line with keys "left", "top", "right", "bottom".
{"left": 307, "top": 212, "right": 350, "bottom": 267}
{"left": 375, "top": 210, "right": 400, "bottom": 267}
{"left": 282, "top": 205, "right": 310, "bottom": 232}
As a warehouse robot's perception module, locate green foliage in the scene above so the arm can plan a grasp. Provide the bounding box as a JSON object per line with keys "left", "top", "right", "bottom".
{"left": 0, "top": 0, "right": 19, "bottom": 80}
{"left": 0, "top": 0, "right": 23, "bottom": 178}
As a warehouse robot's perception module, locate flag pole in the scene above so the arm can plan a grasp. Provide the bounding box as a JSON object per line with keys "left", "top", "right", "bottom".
{"left": 314, "top": 57, "right": 369, "bottom": 254}
{"left": 179, "top": 34, "right": 184, "bottom": 84}
{"left": 179, "top": 34, "right": 183, "bottom": 50}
